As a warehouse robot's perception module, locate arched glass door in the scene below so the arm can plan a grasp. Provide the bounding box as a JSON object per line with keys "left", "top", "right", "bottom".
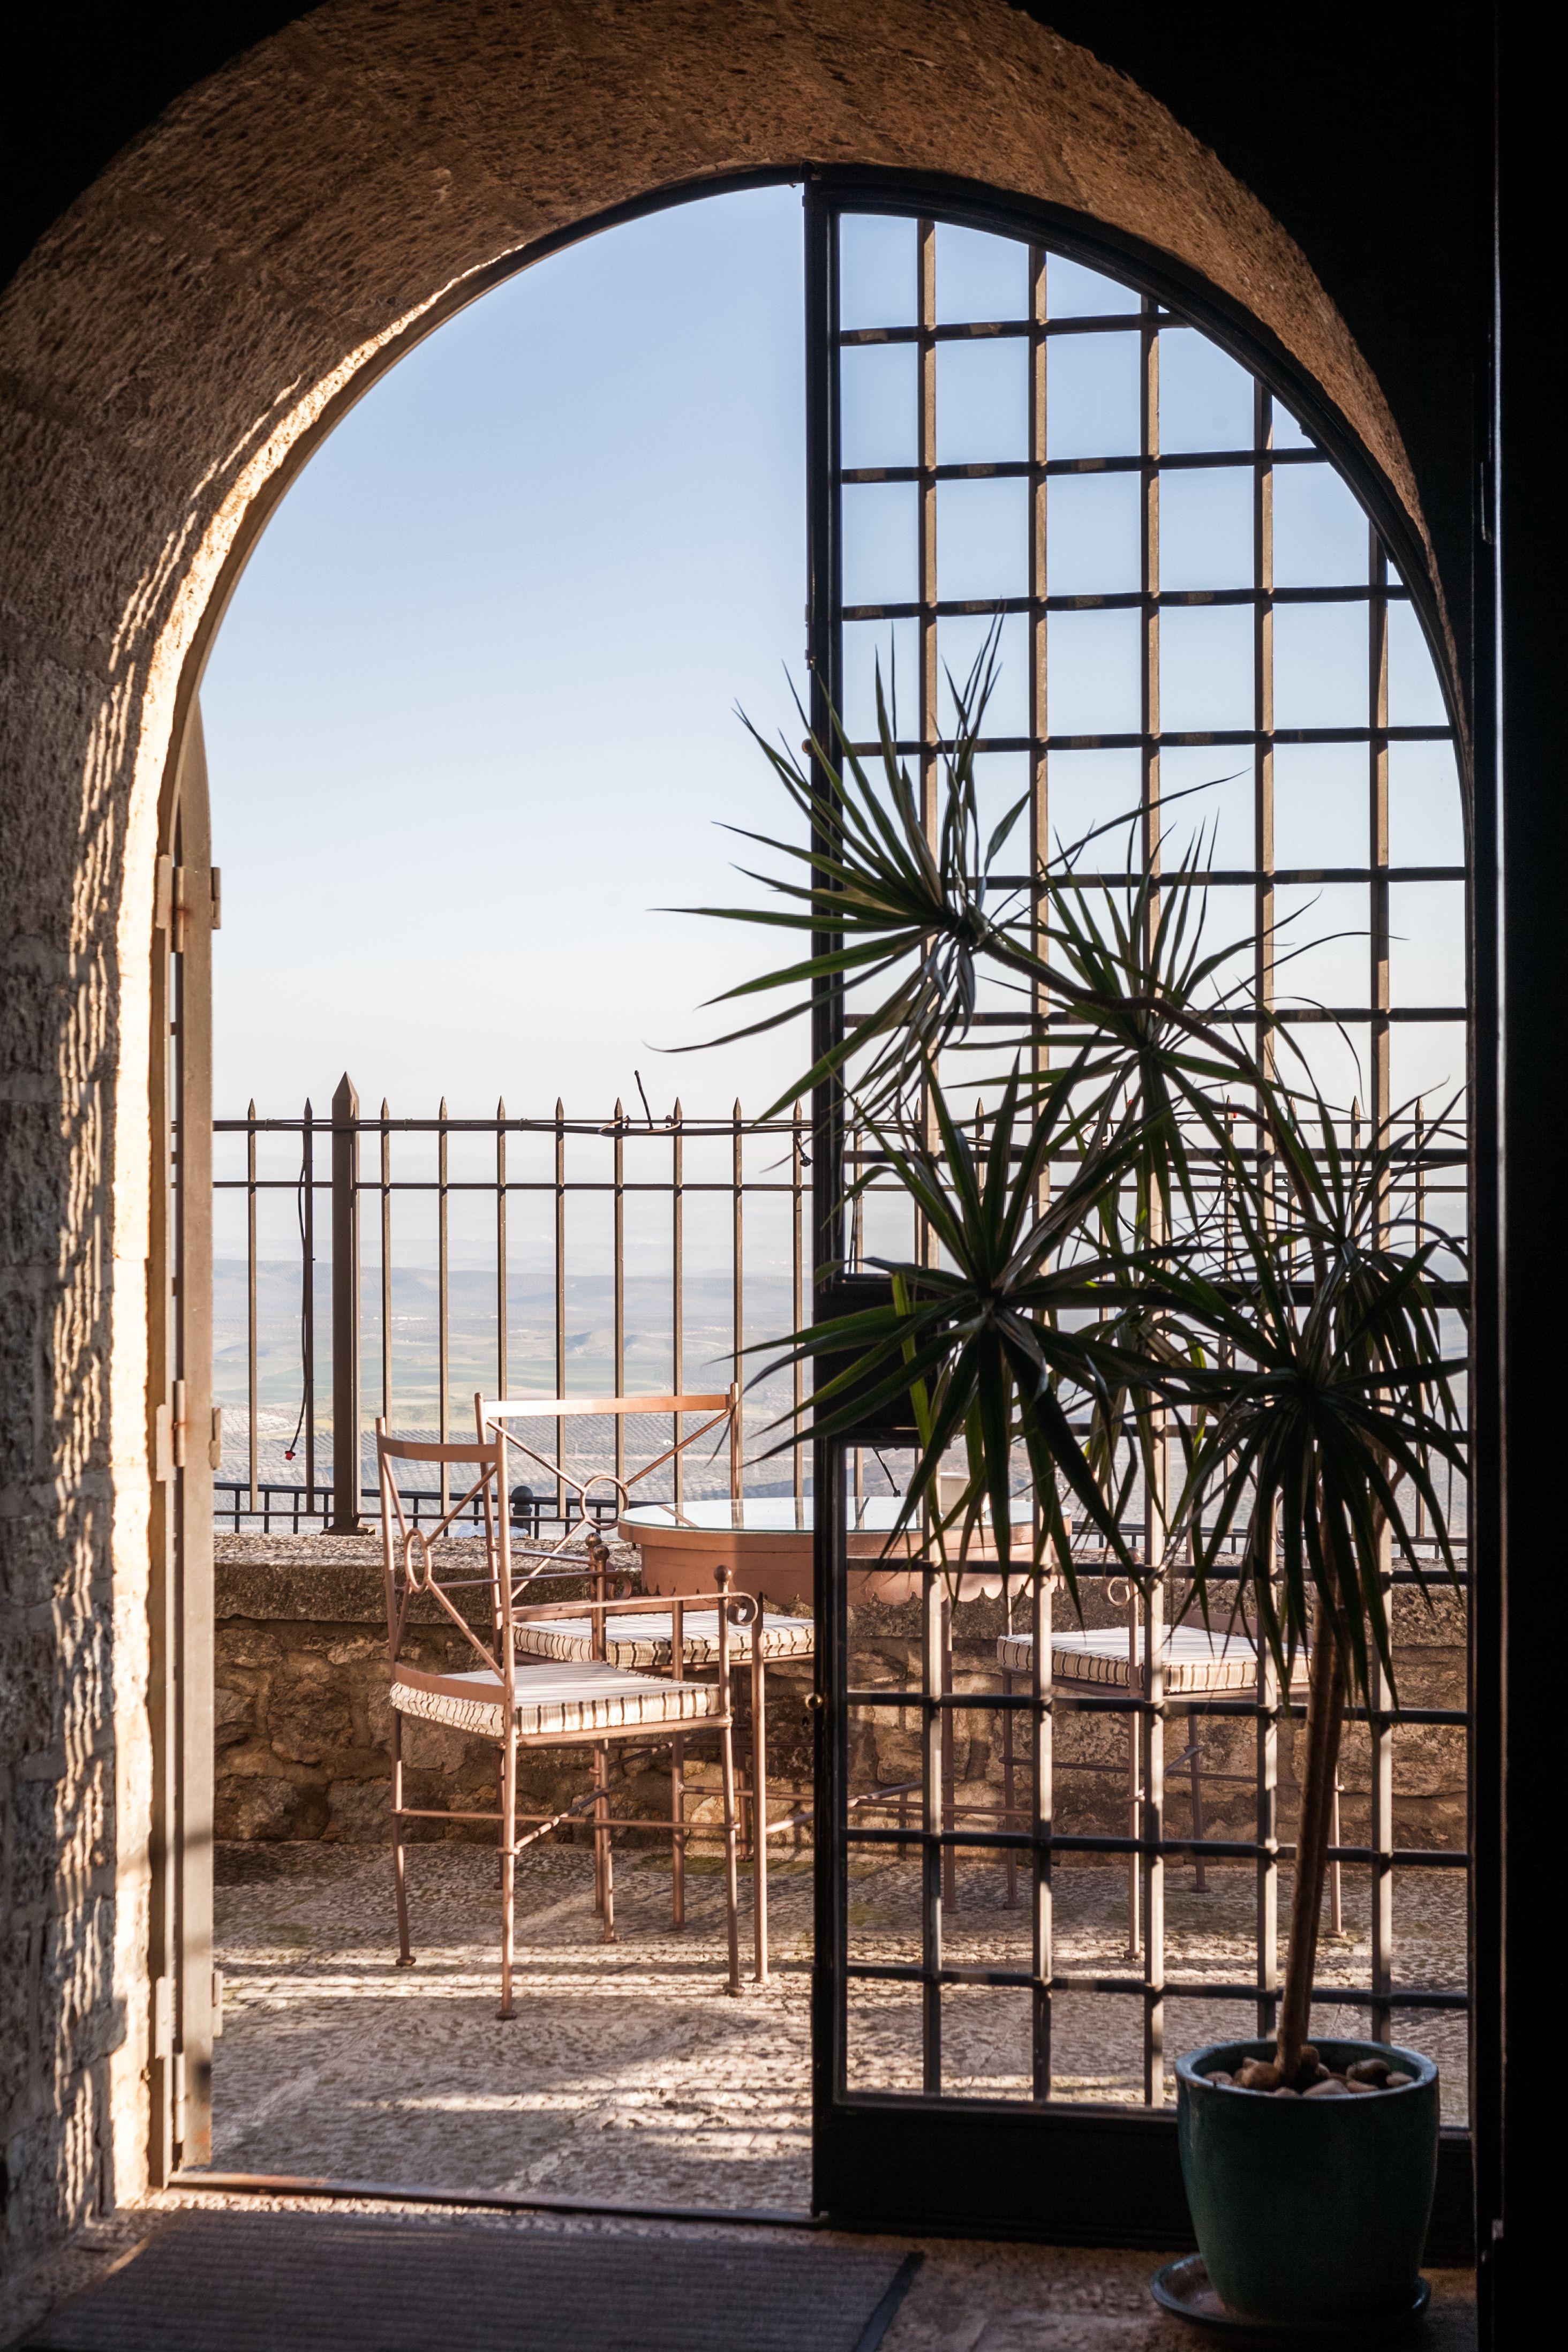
{"left": 801, "top": 178, "right": 1469, "bottom": 2243}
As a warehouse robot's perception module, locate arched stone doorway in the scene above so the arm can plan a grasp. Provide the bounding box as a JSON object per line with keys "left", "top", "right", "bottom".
{"left": 0, "top": 0, "right": 1464, "bottom": 2256}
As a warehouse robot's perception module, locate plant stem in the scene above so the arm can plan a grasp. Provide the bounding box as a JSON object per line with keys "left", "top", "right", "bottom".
{"left": 1276, "top": 1598, "right": 1346, "bottom": 2079}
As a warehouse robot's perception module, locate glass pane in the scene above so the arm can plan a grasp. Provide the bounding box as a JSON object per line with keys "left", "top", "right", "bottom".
{"left": 1043, "top": 747, "right": 1143, "bottom": 864}
{"left": 971, "top": 751, "right": 1031, "bottom": 871}
{"left": 1392, "top": 1020, "right": 1466, "bottom": 1115}
{"left": 1047, "top": 472, "right": 1141, "bottom": 595}
{"left": 1389, "top": 880, "right": 1467, "bottom": 1008}
{"left": 1047, "top": 254, "right": 1140, "bottom": 317}
{"left": 1047, "top": 334, "right": 1141, "bottom": 459}
{"left": 1272, "top": 462, "right": 1370, "bottom": 588}
{"left": 1272, "top": 883, "right": 1372, "bottom": 1010}
{"left": 1271, "top": 403, "right": 1315, "bottom": 451}
{"left": 1273, "top": 603, "right": 1368, "bottom": 730}
{"left": 840, "top": 213, "right": 916, "bottom": 329}
{"left": 938, "top": 612, "right": 1029, "bottom": 737}
{"left": 1273, "top": 742, "right": 1369, "bottom": 870}
{"left": 1158, "top": 328, "right": 1253, "bottom": 453}
{"left": 1278, "top": 1020, "right": 1371, "bottom": 1110}
{"left": 1160, "top": 606, "right": 1253, "bottom": 734}
{"left": 1184, "top": 883, "right": 1256, "bottom": 1006}
{"left": 1386, "top": 601, "right": 1451, "bottom": 728}
{"left": 936, "top": 222, "right": 1027, "bottom": 322}
{"left": 936, "top": 338, "right": 1028, "bottom": 464}
{"left": 1389, "top": 740, "right": 1464, "bottom": 869}
{"left": 1047, "top": 610, "right": 1142, "bottom": 736}
{"left": 940, "top": 1986, "right": 1035, "bottom": 2100}
{"left": 842, "top": 482, "right": 917, "bottom": 606}
{"left": 842, "top": 616, "right": 917, "bottom": 741}
{"left": 841, "top": 343, "right": 917, "bottom": 470}
{"left": 1159, "top": 466, "right": 1254, "bottom": 591}
{"left": 1159, "top": 744, "right": 1253, "bottom": 870}
{"left": 937, "top": 478, "right": 1028, "bottom": 600}
{"left": 846, "top": 1984, "right": 926, "bottom": 2094}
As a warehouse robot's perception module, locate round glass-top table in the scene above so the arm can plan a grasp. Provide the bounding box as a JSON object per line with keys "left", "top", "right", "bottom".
{"left": 619, "top": 1496, "right": 923, "bottom": 1603}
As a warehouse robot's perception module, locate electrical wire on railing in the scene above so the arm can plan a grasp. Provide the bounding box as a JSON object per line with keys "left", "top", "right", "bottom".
{"left": 283, "top": 1137, "right": 311, "bottom": 1464}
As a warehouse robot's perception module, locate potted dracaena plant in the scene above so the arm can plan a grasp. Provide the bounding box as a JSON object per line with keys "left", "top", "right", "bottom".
{"left": 679, "top": 639, "right": 1465, "bottom": 2333}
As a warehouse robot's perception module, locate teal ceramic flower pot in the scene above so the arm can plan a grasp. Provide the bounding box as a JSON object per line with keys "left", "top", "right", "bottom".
{"left": 1175, "top": 2039, "right": 1439, "bottom": 2327}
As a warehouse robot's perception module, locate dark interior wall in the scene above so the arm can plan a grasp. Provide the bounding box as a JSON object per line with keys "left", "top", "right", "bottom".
{"left": 1017, "top": 4, "right": 1485, "bottom": 702}
{"left": 3, "top": 2, "right": 1486, "bottom": 700}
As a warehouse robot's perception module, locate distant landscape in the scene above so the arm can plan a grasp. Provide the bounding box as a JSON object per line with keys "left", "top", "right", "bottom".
{"left": 213, "top": 1259, "right": 812, "bottom": 1502}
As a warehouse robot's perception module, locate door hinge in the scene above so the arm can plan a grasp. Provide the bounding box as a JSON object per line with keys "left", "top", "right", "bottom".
{"left": 171, "top": 1378, "right": 188, "bottom": 1471}
{"left": 155, "top": 859, "right": 195, "bottom": 952}
{"left": 209, "top": 1406, "right": 224, "bottom": 1470}
{"left": 153, "top": 1403, "right": 174, "bottom": 1483}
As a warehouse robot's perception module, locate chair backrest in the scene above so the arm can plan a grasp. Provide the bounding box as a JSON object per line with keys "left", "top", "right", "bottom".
{"left": 375, "top": 1424, "right": 514, "bottom": 1680}
{"left": 474, "top": 1388, "right": 740, "bottom": 1564}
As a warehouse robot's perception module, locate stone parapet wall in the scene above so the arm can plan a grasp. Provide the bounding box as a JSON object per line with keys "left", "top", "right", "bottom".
{"left": 215, "top": 1541, "right": 1467, "bottom": 1861}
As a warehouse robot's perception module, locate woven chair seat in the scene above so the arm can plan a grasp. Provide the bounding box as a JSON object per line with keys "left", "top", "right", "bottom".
{"left": 390, "top": 1658, "right": 726, "bottom": 1741}
{"left": 514, "top": 1609, "right": 815, "bottom": 1670}
{"left": 997, "top": 1625, "right": 1311, "bottom": 1693}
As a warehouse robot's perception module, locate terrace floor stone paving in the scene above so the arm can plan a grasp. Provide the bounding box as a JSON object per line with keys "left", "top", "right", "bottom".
{"left": 1, "top": 1841, "right": 1474, "bottom": 2348}
{"left": 206, "top": 1837, "right": 1467, "bottom": 2205}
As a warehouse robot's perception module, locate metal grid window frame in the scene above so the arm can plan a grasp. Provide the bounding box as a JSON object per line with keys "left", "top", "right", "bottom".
{"left": 818, "top": 198, "right": 1469, "bottom": 2114}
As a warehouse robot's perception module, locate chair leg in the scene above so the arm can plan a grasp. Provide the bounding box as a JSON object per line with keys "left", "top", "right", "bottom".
{"left": 593, "top": 1740, "right": 616, "bottom": 1944}
{"left": 671, "top": 1732, "right": 686, "bottom": 1931}
{"left": 499, "top": 1728, "right": 517, "bottom": 2021}
{"left": 1126, "top": 1700, "right": 1142, "bottom": 1963}
{"left": 720, "top": 1710, "right": 742, "bottom": 1996}
{"left": 751, "top": 1632, "right": 770, "bottom": 1987}
{"left": 941, "top": 1598, "right": 958, "bottom": 1914}
{"left": 1189, "top": 1712, "right": 1208, "bottom": 1893}
{"left": 1002, "top": 1669, "right": 1018, "bottom": 1911}
{"left": 391, "top": 1713, "right": 413, "bottom": 1967}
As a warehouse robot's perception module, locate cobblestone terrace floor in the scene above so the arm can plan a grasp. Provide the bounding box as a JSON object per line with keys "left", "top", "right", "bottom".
{"left": 206, "top": 1837, "right": 1467, "bottom": 2206}
{"left": 1, "top": 1844, "right": 1474, "bottom": 2350}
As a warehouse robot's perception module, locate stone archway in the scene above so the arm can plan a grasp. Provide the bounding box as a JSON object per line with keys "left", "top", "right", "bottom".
{"left": 0, "top": 0, "right": 1449, "bottom": 2250}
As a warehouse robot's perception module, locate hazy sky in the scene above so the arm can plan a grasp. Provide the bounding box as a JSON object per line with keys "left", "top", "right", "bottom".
{"left": 202, "top": 185, "right": 809, "bottom": 1119}
{"left": 201, "top": 184, "right": 1463, "bottom": 1126}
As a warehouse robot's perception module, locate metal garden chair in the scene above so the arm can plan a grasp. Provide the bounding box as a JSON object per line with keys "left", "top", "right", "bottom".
{"left": 376, "top": 1422, "right": 751, "bottom": 2017}
{"left": 474, "top": 1389, "right": 813, "bottom": 1985}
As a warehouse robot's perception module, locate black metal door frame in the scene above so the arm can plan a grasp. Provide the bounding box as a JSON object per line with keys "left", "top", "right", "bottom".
{"left": 801, "top": 168, "right": 1475, "bottom": 2253}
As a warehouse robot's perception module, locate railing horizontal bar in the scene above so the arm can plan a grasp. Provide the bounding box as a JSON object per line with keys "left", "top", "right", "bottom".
{"left": 963, "top": 1006, "right": 1468, "bottom": 1026}
{"left": 842, "top": 1823, "right": 1469, "bottom": 1866}
{"left": 984, "top": 866, "right": 1466, "bottom": 888}
{"left": 841, "top": 1689, "right": 1470, "bottom": 1730}
{"left": 841, "top": 727, "right": 1453, "bottom": 750}
{"left": 840, "top": 566, "right": 1400, "bottom": 616}
{"left": 836, "top": 313, "right": 1170, "bottom": 344}
{"left": 843, "top": 1963, "right": 1467, "bottom": 2008}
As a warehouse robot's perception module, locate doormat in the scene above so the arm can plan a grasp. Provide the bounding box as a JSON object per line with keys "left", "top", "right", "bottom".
{"left": 22, "top": 2211, "right": 922, "bottom": 2352}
